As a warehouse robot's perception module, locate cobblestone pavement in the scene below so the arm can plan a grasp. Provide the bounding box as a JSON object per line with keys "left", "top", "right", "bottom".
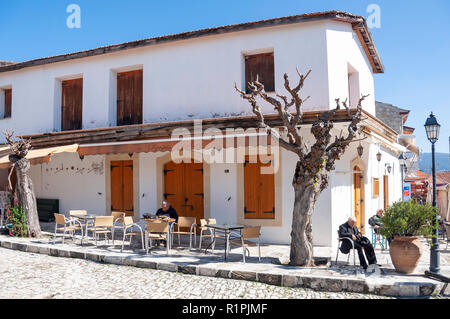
{"left": 0, "top": 247, "right": 392, "bottom": 299}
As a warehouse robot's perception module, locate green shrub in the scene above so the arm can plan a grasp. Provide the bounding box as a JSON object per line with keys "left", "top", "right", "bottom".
{"left": 380, "top": 201, "right": 438, "bottom": 239}
{"left": 5, "top": 198, "right": 28, "bottom": 237}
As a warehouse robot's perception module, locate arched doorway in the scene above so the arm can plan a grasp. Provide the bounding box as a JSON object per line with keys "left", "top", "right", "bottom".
{"left": 163, "top": 161, "right": 204, "bottom": 224}
{"left": 353, "top": 165, "right": 365, "bottom": 234}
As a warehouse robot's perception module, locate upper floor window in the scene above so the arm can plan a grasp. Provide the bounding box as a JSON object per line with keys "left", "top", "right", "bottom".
{"left": 0, "top": 88, "right": 12, "bottom": 119}
{"left": 347, "top": 63, "right": 360, "bottom": 107}
{"left": 245, "top": 52, "right": 275, "bottom": 93}
{"left": 117, "top": 69, "right": 143, "bottom": 126}
{"left": 61, "top": 78, "right": 83, "bottom": 131}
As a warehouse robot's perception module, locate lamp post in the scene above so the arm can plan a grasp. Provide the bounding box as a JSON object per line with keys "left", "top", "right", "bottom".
{"left": 424, "top": 112, "right": 440, "bottom": 274}
{"left": 399, "top": 153, "right": 406, "bottom": 201}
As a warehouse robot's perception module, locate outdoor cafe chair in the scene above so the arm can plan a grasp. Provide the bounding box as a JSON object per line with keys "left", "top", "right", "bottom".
{"left": 370, "top": 226, "right": 387, "bottom": 250}
{"left": 120, "top": 216, "right": 145, "bottom": 252}
{"left": 198, "top": 218, "right": 226, "bottom": 250}
{"left": 146, "top": 220, "right": 170, "bottom": 255}
{"left": 229, "top": 226, "right": 261, "bottom": 263}
{"left": 110, "top": 211, "right": 126, "bottom": 242}
{"left": 53, "top": 213, "right": 83, "bottom": 245}
{"left": 171, "top": 216, "right": 197, "bottom": 249}
{"left": 88, "top": 216, "right": 114, "bottom": 247}
{"left": 334, "top": 230, "right": 357, "bottom": 271}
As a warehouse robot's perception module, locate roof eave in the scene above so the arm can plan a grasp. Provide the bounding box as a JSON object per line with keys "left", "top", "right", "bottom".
{"left": 0, "top": 11, "right": 383, "bottom": 74}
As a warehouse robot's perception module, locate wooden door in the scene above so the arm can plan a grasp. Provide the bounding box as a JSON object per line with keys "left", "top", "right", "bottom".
{"left": 4, "top": 88, "right": 11, "bottom": 118}
{"left": 353, "top": 166, "right": 365, "bottom": 233}
{"left": 61, "top": 78, "right": 83, "bottom": 131}
{"left": 244, "top": 157, "right": 275, "bottom": 219}
{"left": 383, "top": 175, "right": 389, "bottom": 210}
{"left": 163, "top": 162, "right": 204, "bottom": 224}
{"left": 163, "top": 161, "right": 185, "bottom": 219}
{"left": 117, "top": 70, "right": 143, "bottom": 126}
{"left": 111, "top": 160, "right": 134, "bottom": 216}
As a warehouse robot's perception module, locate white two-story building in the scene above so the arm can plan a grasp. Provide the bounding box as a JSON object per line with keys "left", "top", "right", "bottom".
{"left": 0, "top": 11, "right": 407, "bottom": 248}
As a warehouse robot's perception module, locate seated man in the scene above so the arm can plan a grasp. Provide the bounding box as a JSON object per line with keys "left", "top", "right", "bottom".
{"left": 368, "top": 209, "right": 392, "bottom": 244}
{"left": 368, "top": 209, "right": 383, "bottom": 233}
{"left": 154, "top": 200, "right": 178, "bottom": 247}
{"left": 156, "top": 200, "right": 179, "bottom": 223}
{"left": 338, "top": 216, "right": 378, "bottom": 270}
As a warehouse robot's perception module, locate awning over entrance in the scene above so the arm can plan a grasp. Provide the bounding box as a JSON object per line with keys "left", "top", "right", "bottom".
{"left": 77, "top": 134, "right": 275, "bottom": 157}
{"left": 0, "top": 144, "right": 79, "bottom": 169}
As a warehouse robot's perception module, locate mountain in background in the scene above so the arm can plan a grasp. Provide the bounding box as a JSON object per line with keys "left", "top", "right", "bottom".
{"left": 418, "top": 152, "right": 450, "bottom": 173}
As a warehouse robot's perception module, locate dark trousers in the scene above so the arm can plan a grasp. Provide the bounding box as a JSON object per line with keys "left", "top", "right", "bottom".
{"left": 354, "top": 238, "right": 377, "bottom": 268}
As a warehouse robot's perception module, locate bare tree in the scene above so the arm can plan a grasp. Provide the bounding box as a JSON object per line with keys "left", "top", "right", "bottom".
{"left": 4, "top": 131, "right": 41, "bottom": 238}
{"left": 235, "top": 69, "right": 367, "bottom": 266}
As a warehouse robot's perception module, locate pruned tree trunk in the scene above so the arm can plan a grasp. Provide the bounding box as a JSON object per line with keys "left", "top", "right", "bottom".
{"left": 10, "top": 156, "right": 41, "bottom": 238}
{"left": 4, "top": 131, "right": 41, "bottom": 238}
{"left": 235, "top": 68, "right": 367, "bottom": 266}
{"left": 290, "top": 182, "right": 316, "bottom": 266}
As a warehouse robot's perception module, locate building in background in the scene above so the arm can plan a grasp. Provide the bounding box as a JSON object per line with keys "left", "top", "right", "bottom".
{"left": 404, "top": 170, "right": 429, "bottom": 203}
{"left": 375, "top": 101, "right": 419, "bottom": 173}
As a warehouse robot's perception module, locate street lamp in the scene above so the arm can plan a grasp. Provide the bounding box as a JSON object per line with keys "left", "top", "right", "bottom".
{"left": 424, "top": 112, "right": 440, "bottom": 274}
{"left": 398, "top": 153, "right": 407, "bottom": 201}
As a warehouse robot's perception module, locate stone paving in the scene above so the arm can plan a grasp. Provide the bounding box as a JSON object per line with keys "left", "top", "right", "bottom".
{"left": 0, "top": 247, "right": 391, "bottom": 299}
{"left": 0, "top": 222, "right": 449, "bottom": 298}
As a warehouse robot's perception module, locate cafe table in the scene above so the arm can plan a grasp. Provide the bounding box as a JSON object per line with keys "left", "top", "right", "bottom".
{"left": 70, "top": 214, "right": 97, "bottom": 246}
{"left": 203, "top": 224, "right": 245, "bottom": 261}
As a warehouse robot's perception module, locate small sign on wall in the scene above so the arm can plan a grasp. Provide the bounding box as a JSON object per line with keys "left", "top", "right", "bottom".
{"left": 403, "top": 183, "right": 411, "bottom": 202}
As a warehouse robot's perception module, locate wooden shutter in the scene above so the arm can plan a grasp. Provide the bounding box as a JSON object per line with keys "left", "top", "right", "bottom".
{"left": 244, "top": 160, "right": 259, "bottom": 219}
{"left": 163, "top": 161, "right": 185, "bottom": 217}
{"left": 4, "top": 88, "right": 11, "bottom": 118}
{"left": 353, "top": 167, "right": 362, "bottom": 229}
{"left": 111, "top": 161, "right": 124, "bottom": 212}
{"left": 122, "top": 161, "right": 134, "bottom": 216}
{"left": 245, "top": 53, "right": 275, "bottom": 93}
{"left": 244, "top": 157, "right": 275, "bottom": 219}
{"left": 383, "top": 175, "right": 389, "bottom": 210}
{"left": 117, "top": 70, "right": 143, "bottom": 126}
{"left": 259, "top": 160, "right": 275, "bottom": 218}
{"left": 373, "top": 178, "right": 379, "bottom": 197}
{"left": 163, "top": 162, "right": 205, "bottom": 224}
{"left": 184, "top": 163, "right": 204, "bottom": 224}
{"left": 61, "top": 78, "right": 83, "bottom": 131}
{"left": 111, "top": 160, "right": 134, "bottom": 216}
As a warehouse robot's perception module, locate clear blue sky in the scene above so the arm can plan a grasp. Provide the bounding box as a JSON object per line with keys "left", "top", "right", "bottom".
{"left": 0, "top": 0, "right": 449, "bottom": 153}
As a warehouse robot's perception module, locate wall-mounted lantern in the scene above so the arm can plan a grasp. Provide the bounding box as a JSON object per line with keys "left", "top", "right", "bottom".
{"left": 376, "top": 151, "right": 382, "bottom": 162}
{"left": 386, "top": 163, "right": 392, "bottom": 174}
{"left": 357, "top": 143, "right": 364, "bottom": 158}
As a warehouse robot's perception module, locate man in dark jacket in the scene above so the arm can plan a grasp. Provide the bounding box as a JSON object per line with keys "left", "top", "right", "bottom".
{"left": 156, "top": 200, "right": 179, "bottom": 222}
{"left": 154, "top": 200, "right": 178, "bottom": 247}
{"left": 338, "top": 216, "right": 377, "bottom": 270}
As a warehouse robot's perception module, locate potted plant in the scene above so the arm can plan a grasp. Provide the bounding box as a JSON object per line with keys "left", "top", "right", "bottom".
{"left": 380, "top": 200, "right": 438, "bottom": 274}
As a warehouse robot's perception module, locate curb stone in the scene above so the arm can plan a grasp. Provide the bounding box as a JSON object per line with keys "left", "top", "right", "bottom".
{"left": 0, "top": 236, "right": 443, "bottom": 297}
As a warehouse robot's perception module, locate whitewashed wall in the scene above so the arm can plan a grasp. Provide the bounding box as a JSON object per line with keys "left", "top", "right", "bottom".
{"left": 0, "top": 19, "right": 375, "bottom": 143}
{"left": 325, "top": 21, "right": 376, "bottom": 115}
{"left": 29, "top": 153, "right": 106, "bottom": 216}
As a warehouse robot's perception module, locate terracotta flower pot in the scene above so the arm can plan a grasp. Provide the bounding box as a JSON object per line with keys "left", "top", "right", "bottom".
{"left": 389, "top": 236, "right": 423, "bottom": 274}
